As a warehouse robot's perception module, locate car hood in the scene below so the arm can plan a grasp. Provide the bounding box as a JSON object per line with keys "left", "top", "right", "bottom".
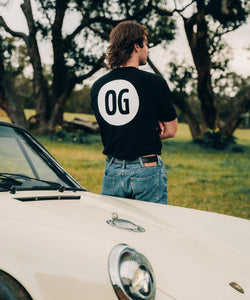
{"left": 1, "top": 190, "right": 250, "bottom": 299}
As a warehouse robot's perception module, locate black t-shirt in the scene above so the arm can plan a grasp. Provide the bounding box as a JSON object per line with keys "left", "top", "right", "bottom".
{"left": 91, "top": 67, "right": 177, "bottom": 159}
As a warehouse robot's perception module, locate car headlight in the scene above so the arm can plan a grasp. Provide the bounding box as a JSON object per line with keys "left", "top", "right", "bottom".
{"left": 109, "top": 244, "right": 156, "bottom": 300}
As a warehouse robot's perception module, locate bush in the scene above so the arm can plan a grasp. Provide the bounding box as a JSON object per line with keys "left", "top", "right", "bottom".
{"left": 195, "top": 130, "right": 243, "bottom": 152}
{"left": 50, "top": 129, "right": 92, "bottom": 144}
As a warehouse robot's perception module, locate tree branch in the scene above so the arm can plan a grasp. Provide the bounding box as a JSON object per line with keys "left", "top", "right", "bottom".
{"left": 0, "top": 16, "right": 27, "bottom": 40}
{"left": 147, "top": 57, "right": 164, "bottom": 77}
{"left": 76, "top": 53, "right": 107, "bottom": 83}
{"left": 87, "top": 23, "right": 110, "bottom": 40}
{"left": 66, "top": 21, "right": 85, "bottom": 41}
{"left": 172, "top": 0, "right": 196, "bottom": 17}
{"left": 66, "top": 15, "right": 117, "bottom": 43}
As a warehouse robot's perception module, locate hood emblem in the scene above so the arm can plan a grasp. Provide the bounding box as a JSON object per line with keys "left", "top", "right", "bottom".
{"left": 106, "top": 212, "right": 145, "bottom": 233}
{"left": 229, "top": 282, "right": 244, "bottom": 294}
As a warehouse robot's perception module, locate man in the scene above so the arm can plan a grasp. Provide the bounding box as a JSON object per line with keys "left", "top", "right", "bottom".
{"left": 91, "top": 20, "right": 177, "bottom": 204}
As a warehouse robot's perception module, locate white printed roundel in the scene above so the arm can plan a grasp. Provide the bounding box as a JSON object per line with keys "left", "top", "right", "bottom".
{"left": 97, "top": 79, "right": 139, "bottom": 126}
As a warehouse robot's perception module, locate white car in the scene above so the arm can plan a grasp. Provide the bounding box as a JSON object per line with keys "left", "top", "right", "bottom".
{"left": 0, "top": 120, "right": 249, "bottom": 300}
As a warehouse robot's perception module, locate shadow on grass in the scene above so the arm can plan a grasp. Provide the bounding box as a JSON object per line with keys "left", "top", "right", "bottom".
{"left": 163, "top": 138, "right": 250, "bottom": 154}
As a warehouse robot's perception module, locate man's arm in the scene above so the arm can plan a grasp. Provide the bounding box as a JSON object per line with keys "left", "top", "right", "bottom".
{"left": 158, "top": 118, "right": 178, "bottom": 140}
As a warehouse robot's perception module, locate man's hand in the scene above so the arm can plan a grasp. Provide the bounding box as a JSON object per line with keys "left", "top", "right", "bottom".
{"left": 158, "top": 118, "right": 177, "bottom": 140}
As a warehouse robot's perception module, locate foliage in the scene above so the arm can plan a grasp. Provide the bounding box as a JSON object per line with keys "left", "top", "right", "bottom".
{"left": 168, "top": 56, "right": 250, "bottom": 126}
{"left": 0, "top": 0, "right": 108, "bottom": 132}
{"left": 206, "top": 0, "right": 248, "bottom": 27}
{"left": 64, "top": 85, "right": 93, "bottom": 114}
{"left": 168, "top": 58, "right": 196, "bottom": 96}
{"left": 0, "top": 0, "right": 249, "bottom": 136}
{"left": 194, "top": 130, "right": 242, "bottom": 151}
{"left": 50, "top": 128, "right": 95, "bottom": 144}
{"left": 168, "top": 0, "right": 249, "bottom": 137}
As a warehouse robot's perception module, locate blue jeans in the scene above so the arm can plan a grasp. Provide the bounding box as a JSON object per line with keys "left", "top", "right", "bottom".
{"left": 101, "top": 156, "right": 168, "bottom": 204}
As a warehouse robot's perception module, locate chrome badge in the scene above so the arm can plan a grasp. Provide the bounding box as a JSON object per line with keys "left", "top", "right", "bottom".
{"left": 107, "top": 212, "right": 145, "bottom": 233}
{"left": 229, "top": 282, "right": 244, "bottom": 294}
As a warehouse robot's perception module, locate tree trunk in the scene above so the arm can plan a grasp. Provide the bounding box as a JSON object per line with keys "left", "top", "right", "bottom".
{"left": 63, "top": 117, "right": 99, "bottom": 134}
{"left": 183, "top": 1, "right": 217, "bottom": 132}
{"left": 172, "top": 92, "right": 202, "bottom": 139}
{"left": 21, "top": 0, "right": 51, "bottom": 133}
{"left": 219, "top": 86, "right": 250, "bottom": 136}
{"left": 147, "top": 57, "right": 202, "bottom": 139}
{"left": 0, "top": 89, "right": 27, "bottom": 128}
{"left": 0, "top": 41, "right": 27, "bottom": 128}
{"left": 48, "top": 102, "right": 64, "bottom": 133}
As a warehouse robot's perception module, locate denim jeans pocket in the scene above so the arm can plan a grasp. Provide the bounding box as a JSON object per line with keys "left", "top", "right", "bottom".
{"left": 101, "top": 174, "right": 115, "bottom": 195}
{"left": 131, "top": 172, "right": 160, "bottom": 202}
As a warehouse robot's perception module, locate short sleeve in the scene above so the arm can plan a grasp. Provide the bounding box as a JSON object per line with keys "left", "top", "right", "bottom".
{"left": 157, "top": 78, "right": 177, "bottom": 122}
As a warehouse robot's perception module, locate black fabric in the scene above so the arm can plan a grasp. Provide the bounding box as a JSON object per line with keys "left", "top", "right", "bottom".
{"left": 91, "top": 67, "right": 177, "bottom": 160}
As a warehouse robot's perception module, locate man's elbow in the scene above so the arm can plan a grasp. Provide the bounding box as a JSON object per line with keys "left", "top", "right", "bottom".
{"left": 168, "top": 130, "right": 177, "bottom": 138}
{"left": 160, "top": 127, "right": 177, "bottom": 140}
{"left": 159, "top": 118, "right": 178, "bottom": 140}
{"left": 167, "top": 119, "right": 178, "bottom": 138}
{"left": 166, "top": 127, "right": 177, "bottom": 138}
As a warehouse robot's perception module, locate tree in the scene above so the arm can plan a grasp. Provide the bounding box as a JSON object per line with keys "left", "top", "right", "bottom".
{"left": 154, "top": 0, "right": 249, "bottom": 138}
{"left": 0, "top": 0, "right": 105, "bottom": 133}
{"left": 0, "top": 0, "right": 178, "bottom": 133}
{"left": 0, "top": 35, "right": 27, "bottom": 127}
{"left": 1, "top": 0, "right": 249, "bottom": 138}
{"left": 73, "top": 0, "right": 249, "bottom": 139}
{"left": 219, "top": 81, "right": 250, "bottom": 136}
{"left": 167, "top": 54, "right": 250, "bottom": 139}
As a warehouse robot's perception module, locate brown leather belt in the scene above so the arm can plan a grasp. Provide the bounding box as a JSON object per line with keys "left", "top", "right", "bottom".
{"left": 106, "top": 155, "right": 158, "bottom": 165}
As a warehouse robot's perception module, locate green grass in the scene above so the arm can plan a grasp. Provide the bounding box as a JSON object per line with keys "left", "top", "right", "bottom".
{"left": 1, "top": 110, "right": 249, "bottom": 219}
{"left": 38, "top": 124, "right": 250, "bottom": 220}
{"left": 163, "top": 140, "right": 249, "bottom": 219}
{"left": 161, "top": 123, "right": 250, "bottom": 219}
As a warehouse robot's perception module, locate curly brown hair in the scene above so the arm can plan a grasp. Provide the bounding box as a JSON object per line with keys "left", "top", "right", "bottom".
{"left": 106, "top": 21, "right": 148, "bottom": 69}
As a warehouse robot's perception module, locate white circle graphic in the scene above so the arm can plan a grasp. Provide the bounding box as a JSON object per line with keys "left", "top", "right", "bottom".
{"left": 97, "top": 79, "right": 139, "bottom": 126}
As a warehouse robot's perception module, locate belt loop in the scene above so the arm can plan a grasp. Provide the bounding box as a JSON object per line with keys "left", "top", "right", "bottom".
{"left": 108, "top": 157, "right": 114, "bottom": 167}
{"left": 139, "top": 157, "right": 144, "bottom": 167}
{"left": 156, "top": 154, "right": 161, "bottom": 165}
{"left": 122, "top": 160, "right": 126, "bottom": 169}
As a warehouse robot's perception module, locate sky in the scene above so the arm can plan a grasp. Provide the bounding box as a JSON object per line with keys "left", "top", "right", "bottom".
{"left": 1, "top": 0, "right": 250, "bottom": 81}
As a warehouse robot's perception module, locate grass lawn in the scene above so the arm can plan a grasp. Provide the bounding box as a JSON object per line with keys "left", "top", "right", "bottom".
{"left": 39, "top": 122, "right": 250, "bottom": 220}
{"left": 1, "top": 109, "right": 250, "bottom": 219}
{"left": 162, "top": 124, "right": 250, "bottom": 220}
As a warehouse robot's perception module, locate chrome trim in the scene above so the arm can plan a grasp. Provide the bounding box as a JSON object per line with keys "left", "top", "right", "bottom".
{"left": 109, "top": 244, "right": 156, "bottom": 300}
{"left": 106, "top": 212, "right": 145, "bottom": 232}
{"left": 229, "top": 282, "right": 244, "bottom": 294}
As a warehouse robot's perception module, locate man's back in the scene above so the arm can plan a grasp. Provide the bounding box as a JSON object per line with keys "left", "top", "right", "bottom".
{"left": 91, "top": 67, "right": 176, "bottom": 159}
{"left": 90, "top": 20, "right": 177, "bottom": 204}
